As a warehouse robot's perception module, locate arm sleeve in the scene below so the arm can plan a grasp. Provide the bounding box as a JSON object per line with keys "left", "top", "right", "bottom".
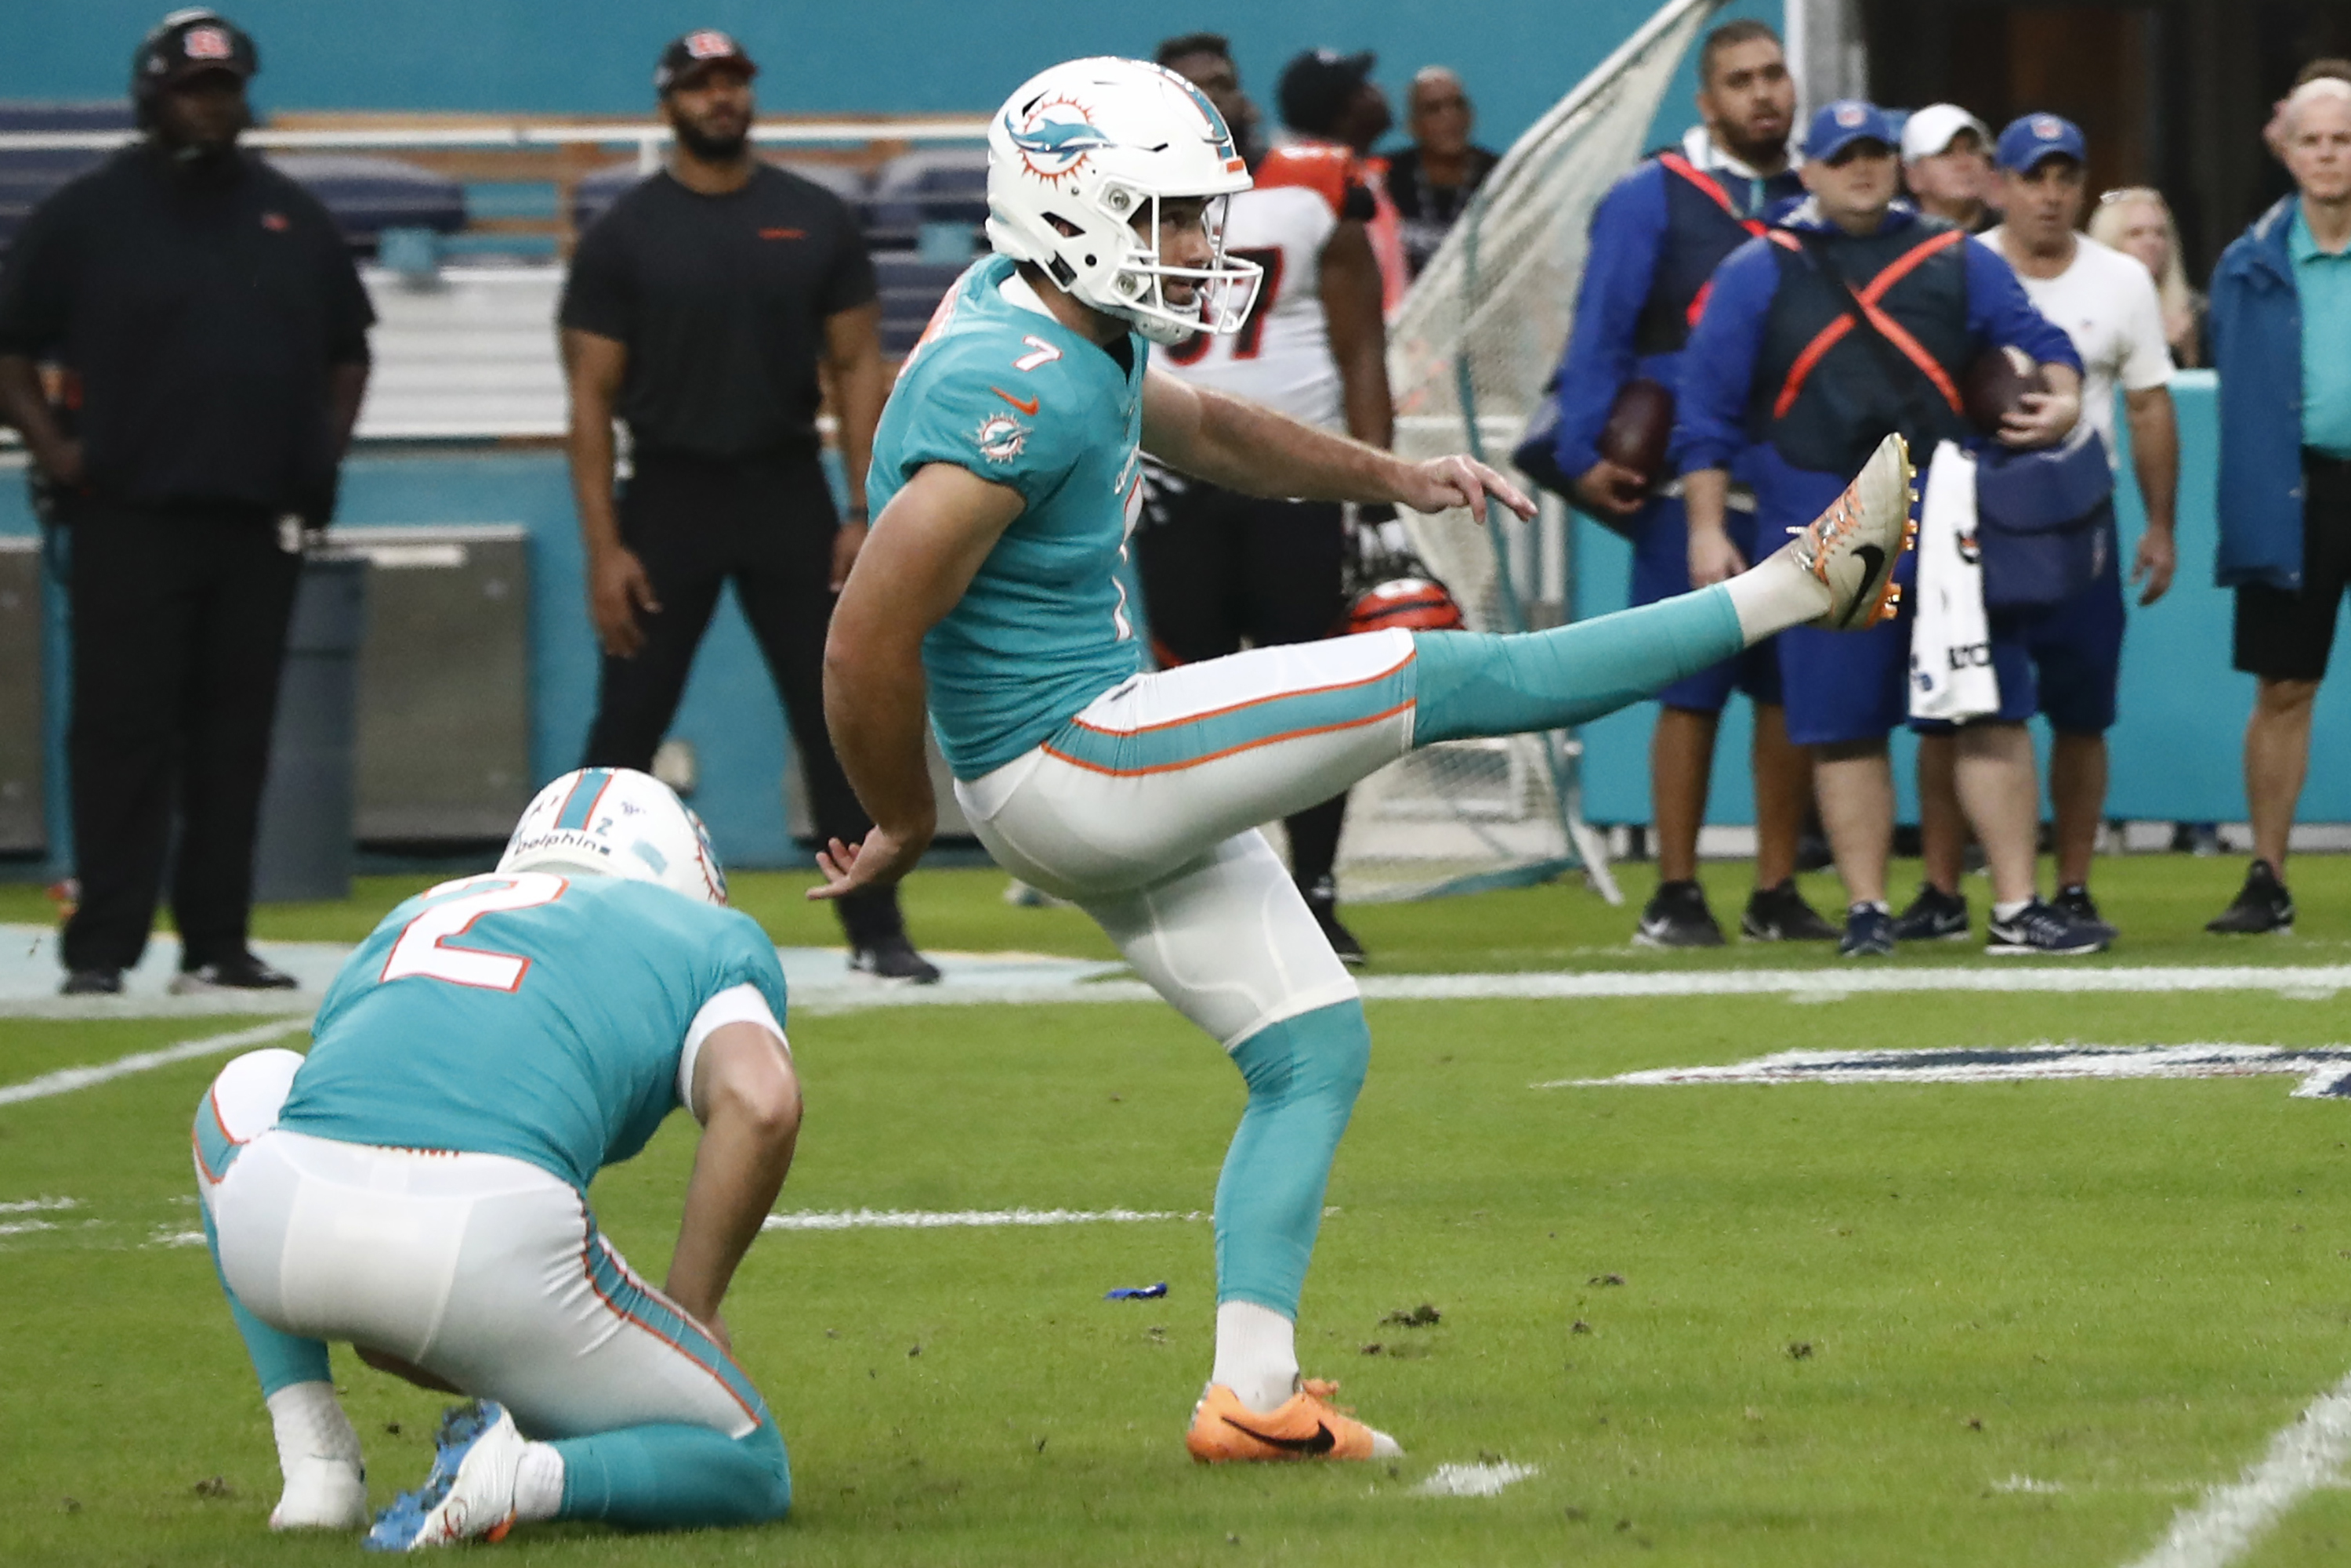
{"left": 1668, "top": 239, "right": 1777, "bottom": 474}
{"left": 677, "top": 983, "right": 790, "bottom": 1117}
{"left": 0, "top": 188, "right": 78, "bottom": 357}
{"left": 1551, "top": 165, "right": 1668, "bottom": 478}
{"left": 820, "top": 194, "right": 879, "bottom": 317}
{"left": 557, "top": 215, "right": 636, "bottom": 342}
{"left": 889, "top": 342, "right": 1078, "bottom": 509}
{"left": 1965, "top": 239, "right": 2083, "bottom": 374}
{"left": 2115, "top": 261, "right": 2176, "bottom": 390}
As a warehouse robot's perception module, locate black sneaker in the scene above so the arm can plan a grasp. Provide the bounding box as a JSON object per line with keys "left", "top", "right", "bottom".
{"left": 2207, "top": 860, "right": 2295, "bottom": 935}
{"left": 1741, "top": 879, "right": 1839, "bottom": 941}
{"left": 1635, "top": 880, "right": 1725, "bottom": 948}
{"left": 60, "top": 968, "right": 123, "bottom": 997}
{"left": 170, "top": 954, "right": 300, "bottom": 994}
{"left": 1891, "top": 884, "right": 1970, "bottom": 943}
{"left": 2051, "top": 883, "right": 2117, "bottom": 943}
{"left": 849, "top": 934, "right": 943, "bottom": 983}
{"left": 1301, "top": 880, "right": 1367, "bottom": 967}
{"left": 1985, "top": 899, "right": 2109, "bottom": 956}
{"left": 1838, "top": 904, "right": 1895, "bottom": 958}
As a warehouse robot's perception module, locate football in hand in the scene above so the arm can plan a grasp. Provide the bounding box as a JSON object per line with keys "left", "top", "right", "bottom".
{"left": 1961, "top": 346, "right": 2049, "bottom": 436}
{"left": 1598, "top": 377, "right": 1675, "bottom": 483}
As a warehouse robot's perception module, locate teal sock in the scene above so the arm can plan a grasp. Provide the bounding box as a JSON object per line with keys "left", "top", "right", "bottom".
{"left": 553, "top": 1420, "right": 791, "bottom": 1530}
{"left": 1214, "top": 999, "right": 1372, "bottom": 1314}
{"left": 1409, "top": 585, "right": 1747, "bottom": 745}
{"left": 204, "top": 1205, "right": 330, "bottom": 1397}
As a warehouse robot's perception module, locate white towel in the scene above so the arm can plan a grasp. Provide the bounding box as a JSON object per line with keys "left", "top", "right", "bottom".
{"left": 1907, "top": 440, "right": 2001, "bottom": 724}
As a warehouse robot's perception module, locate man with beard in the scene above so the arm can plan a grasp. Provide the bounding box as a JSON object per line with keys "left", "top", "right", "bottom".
{"left": 1545, "top": 18, "right": 1831, "bottom": 947}
{"left": 560, "top": 31, "right": 937, "bottom": 980}
{"left": 0, "top": 10, "right": 373, "bottom": 998}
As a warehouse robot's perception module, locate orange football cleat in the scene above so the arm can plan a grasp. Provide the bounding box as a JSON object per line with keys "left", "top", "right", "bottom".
{"left": 1185, "top": 1379, "right": 1402, "bottom": 1463}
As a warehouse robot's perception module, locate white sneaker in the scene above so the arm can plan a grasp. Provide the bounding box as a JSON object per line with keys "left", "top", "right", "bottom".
{"left": 363, "top": 1400, "right": 523, "bottom": 1552}
{"left": 270, "top": 1455, "right": 368, "bottom": 1530}
{"left": 1791, "top": 432, "right": 1918, "bottom": 631}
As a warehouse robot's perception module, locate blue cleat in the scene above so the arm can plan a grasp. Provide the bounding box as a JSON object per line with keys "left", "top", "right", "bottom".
{"left": 363, "top": 1400, "right": 525, "bottom": 1552}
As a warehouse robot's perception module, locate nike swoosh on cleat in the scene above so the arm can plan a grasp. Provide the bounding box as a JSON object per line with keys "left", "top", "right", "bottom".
{"left": 1844, "top": 544, "right": 1887, "bottom": 625}
{"left": 991, "top": 387, "right": 1041, "bottom": 415}
{"left": 1222, "top": 1416, "right": 1337, "bottom": 1454}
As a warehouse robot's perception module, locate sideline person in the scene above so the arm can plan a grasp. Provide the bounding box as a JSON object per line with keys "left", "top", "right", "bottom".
{"left": 1545, "top": 17, "right": 1826, "bottom": 947}
{"left": 560, "top": 29, "right": 937, "bottom": 980}
{"left": 0, "top": 10, "right": 371, "bottom": 998}
{"left": 1899, "top": 115, "right": 2179, "bottom": 945}
{"left": 2205, "top": 77, "right": 2351, "bottom": 933}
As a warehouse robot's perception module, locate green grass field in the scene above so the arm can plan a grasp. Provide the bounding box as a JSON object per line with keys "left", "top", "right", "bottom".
{"left": 5, "top": 855, "right": 2351, "bottom": 1566}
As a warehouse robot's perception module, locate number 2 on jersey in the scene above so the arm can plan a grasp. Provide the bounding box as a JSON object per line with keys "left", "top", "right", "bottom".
{"left": 1165, "top": 247, "right": 1284, "bottom": 365}
{"left": 379, "top": 873, "right": 566, "bottom": 992}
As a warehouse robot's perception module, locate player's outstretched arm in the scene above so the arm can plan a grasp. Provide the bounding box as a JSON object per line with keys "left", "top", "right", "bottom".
{"left": 666, "top": 1023, "right": 803, "bottom": 1346}
{"left": 1140, "top": 371, "right": 1534, "bottom": 520}
{"left": 813, "top": 462, "right": 1025, "bottom": 900}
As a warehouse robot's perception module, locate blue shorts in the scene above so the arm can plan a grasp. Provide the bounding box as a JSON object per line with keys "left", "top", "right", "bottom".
{"left": 1779, "top": 614, "right": 1911, "bottom": 746}
{"left": 1909, "top": 559, "right": 2125, "bottom": 736}
{"left": 1628, "top": 494, "right": 1783, "bottom": 714}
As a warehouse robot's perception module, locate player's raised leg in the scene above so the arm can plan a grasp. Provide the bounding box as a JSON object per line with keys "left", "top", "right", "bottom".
{"left": 193, "top": 1048, "right": 368, "bottom": 1532}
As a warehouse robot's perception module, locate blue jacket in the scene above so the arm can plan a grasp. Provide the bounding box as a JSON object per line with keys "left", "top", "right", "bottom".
{"left": 2210, "top": 195, "right": 2307, "bottom": 591}
{"left": 1671, "top": 198, "right": 2081, "bottom": 528}
{"left": 1547, "top": 146, "right": 1802, "bottom": 480}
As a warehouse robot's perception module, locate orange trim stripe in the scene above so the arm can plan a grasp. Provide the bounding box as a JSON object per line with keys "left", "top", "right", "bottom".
{"left": 1067, "top": 650, "right": 1415, "bottom": 739}
{"left": 1045, "top": 700, "right": 1416, "bottom": 777}
{"left": 578, "top": 1221, "right": 761, "bottom": 1426}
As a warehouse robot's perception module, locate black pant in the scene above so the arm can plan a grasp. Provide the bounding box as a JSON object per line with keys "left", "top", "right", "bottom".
{"left": 2234, "top": 451, "right": 2351, "bottom": 681}
{"left": 1131, "top": 472, "right": 1351, "bottom": 891}
{"left": 63, "top": 501, "right": 302, "bottom": 972}
{"left": 581, "top": 451, "right": 903, "bottom": 947}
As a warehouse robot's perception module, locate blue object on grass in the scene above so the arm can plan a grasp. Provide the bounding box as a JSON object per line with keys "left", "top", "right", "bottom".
{"left": 1104, "top": 1283, "right": 1168, "bottom": 1300}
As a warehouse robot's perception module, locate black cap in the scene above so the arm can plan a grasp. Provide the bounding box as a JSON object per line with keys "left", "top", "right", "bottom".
{"left": 655, "top": 29, "right": 758, "bottom": 93}
{"left": 1277, "top": 48, "right": 1375, "bottom": 136}
{"left": 133, "top": 9, "right": 258, "bottom": 99}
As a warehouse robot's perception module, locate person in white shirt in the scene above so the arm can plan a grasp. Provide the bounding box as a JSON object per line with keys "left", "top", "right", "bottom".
{"left": 1896, "top": 113, "right": 2179, "bottom": 945}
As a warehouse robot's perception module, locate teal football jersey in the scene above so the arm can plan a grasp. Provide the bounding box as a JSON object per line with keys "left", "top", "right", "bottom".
{"left": 277, "top": 873, "right": 790, "bottom": 1191}
{"left": 868, "top": 254, "right": 1149, "bottom": 780}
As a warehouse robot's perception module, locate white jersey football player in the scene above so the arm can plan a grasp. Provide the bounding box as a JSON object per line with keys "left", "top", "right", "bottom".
{"left": 825, "top": 55, "right": 1914, "bottom": 1464}
{"left": 1133, "top": 33, "right": 1394, "bottom": 961}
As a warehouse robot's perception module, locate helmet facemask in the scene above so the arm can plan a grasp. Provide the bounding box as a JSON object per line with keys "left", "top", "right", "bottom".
{"left": 1092, "top": 186, "right": 1262, "bottom": 346}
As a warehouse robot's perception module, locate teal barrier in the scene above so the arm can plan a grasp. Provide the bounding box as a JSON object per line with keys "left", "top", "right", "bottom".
{"left": 1570, "top": 373, "right": 2351, "bottom": 826}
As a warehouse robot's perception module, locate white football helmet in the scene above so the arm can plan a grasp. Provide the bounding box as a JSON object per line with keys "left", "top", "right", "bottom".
{"left": 497, "top": 767, "right": 727, "bottom": 907}
{"left": 987, "top": 56, "right": 1261, "bottom": 346}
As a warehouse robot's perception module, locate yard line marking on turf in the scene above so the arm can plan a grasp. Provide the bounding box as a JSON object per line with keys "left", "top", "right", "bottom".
{"left": 0, "top": 1197, "right": 77, "bottom": 1213}
{"left": 763, "top": 1207, "right": 1202, "bottom": 1232}
{"left": 0, "top": 1017, "right": 309, "bottom": 1107}
{"left": 2121, "top": 1367, "right": 2351, "bottom": 1568}
{"left": 1538, "top": 1042, "right": 2351, "bottom": 1097}
{"left": 1413, "top": 1461, "right": 1539, "bottom": 1497}
{"left": 789, "top": 964, "right": 2351, "bottom": 1015}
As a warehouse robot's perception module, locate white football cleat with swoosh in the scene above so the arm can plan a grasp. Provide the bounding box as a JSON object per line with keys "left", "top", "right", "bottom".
{"left": 1794, "top": 432, "right": 1918, "bottom": 632}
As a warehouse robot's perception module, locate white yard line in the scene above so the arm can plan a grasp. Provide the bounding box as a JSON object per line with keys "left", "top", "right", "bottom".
{"left": 1542, "top": 1042, "right": 2351, "bottom": 1096}
{"left": 1413, "top": 1461, "right": 1539, "bottom": 1497}
{"left": 0, "top": 1018, "right": 309, "bottom": 1107}
{"left": 2122, "top": 1369, "right": 2351, "bottom": 1568}
{"left": 763, "top": 1207, "right": 1199, "bottom": 1232}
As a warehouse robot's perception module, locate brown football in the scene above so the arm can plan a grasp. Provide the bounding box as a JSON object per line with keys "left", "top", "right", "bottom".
{"left": 1961, "top": 345, "right": 2049, "bottom": 436}
{"left": 1599, "top": 377, "right": 1675, "bottom": 482}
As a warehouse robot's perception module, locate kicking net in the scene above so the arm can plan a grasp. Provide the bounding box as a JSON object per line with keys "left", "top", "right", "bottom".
{"left": 1331, "top": 0, "right": 1727, "bottom": 904}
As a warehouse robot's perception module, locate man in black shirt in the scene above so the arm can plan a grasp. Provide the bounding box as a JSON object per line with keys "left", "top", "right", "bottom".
{"left": 0, "top": 10, "right": 373, "bottom": 998}
{"left": 560, "top": 30, "right": 936, "bottom": 980}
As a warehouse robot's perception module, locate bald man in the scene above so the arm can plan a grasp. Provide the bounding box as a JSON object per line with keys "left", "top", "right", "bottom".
{"left": 2207, "top": 77, "right": 2351, "bottom": 934}
{"left": 1386, "top": 67, "right": 1498, "bottom": 277}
